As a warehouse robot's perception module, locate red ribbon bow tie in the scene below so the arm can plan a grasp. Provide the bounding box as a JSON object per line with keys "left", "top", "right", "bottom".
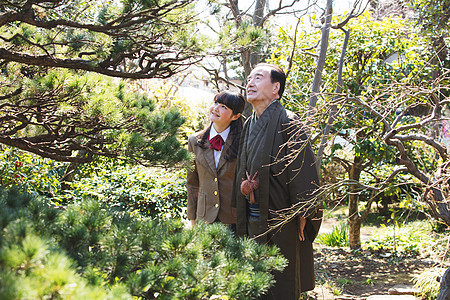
{"left": 209, "top": 135, "right": 224, "bottom": 151}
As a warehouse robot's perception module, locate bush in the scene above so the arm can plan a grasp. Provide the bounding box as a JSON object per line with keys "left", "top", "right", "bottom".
{"left": 0, "top": 233, "right": 130, "bottom": 299}
{"left": 58, "top": 166, "right": 188, "bottom": 219}
{"left": 0, "top": 186, "right": 128, "bottom": 299}
{"left": 363, "top": 220, "right": 435, "bottom": 257}
{"left": 0, "top": 146, "right": 65, "bottom": 197}
{"left": 317, "top": 222, "right": 349, "bottom": 247}
{"left": 0, "top": 186, "right": 287, "bottom": 299}
{"left": 0, "top": 147, "right": 188, "bottom": 220}
{"left": 413, "top": 267, "right": 446, "bottom": 300}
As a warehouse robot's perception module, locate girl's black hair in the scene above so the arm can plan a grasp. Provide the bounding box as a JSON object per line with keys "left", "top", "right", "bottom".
{"left": 196, "top": 91, "right": 245, "bottom": 160}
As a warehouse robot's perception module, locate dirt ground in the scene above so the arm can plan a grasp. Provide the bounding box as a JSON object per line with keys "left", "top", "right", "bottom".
{"left": 311, "top": 244, "right": 438, "bottom": 299}
{"left": 310, "top": 215, "right": 444, "bottom": 300}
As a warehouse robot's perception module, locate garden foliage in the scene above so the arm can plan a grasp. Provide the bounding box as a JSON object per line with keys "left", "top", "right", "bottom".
{"left": 317, "top": 222, "right": 349, "bottom": 248}
{"left": 1, "top": 147, "right": 189, "bottom": 219}
{"left": 61, "top": 165, "right": 188, "bottom": 219}
{"left": 413, "top": 267, "right": 446, "bottom": 299}
{"left": 266, "top": 9, "right": 450, "bottom": 247}
{"left": 0, "top": 146, "right": 65, "bottom": 197}
{"left": 0, "top": 69, "right": 190, "bottom": 165}
{"left": 363, "top": 221, "right": 435, "bottom": 257}
{"left": 0, "top": 186, "right": 287, "bottom": 299}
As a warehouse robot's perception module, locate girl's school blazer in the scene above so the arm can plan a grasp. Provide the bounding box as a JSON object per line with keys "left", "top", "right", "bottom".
{"left": 186, "top": 130, "right": 237, "bottom": 224}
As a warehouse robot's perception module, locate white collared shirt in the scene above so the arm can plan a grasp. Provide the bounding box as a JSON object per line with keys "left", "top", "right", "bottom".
{"left": 209, "top": 125, "right": 230, "bottom": 168}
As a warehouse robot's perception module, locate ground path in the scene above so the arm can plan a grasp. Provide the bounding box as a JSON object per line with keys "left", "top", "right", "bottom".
{"left": 311, "top": 215, "right": 443, "bottom": 299}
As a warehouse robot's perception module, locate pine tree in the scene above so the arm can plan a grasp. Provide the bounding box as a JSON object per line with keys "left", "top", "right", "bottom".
{"left": 0, "top": 0, "right": 204, "bottom": 165}
{"left": 0, "top": 186, "right": 287, "bottom": 299}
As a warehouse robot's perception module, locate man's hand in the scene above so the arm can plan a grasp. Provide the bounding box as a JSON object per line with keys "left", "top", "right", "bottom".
{"left": 240, "top": 171, "right": 258, "bottom": 204}
{"left": 298, "top": 216, "right": 306, "bottom": 241}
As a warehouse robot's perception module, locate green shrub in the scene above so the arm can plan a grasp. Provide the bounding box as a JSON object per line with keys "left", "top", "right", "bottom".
{"left": 0, "top": 186, "right": 128, "bottom": 299}
{"left": 413, "top": 267, "right": 445, "bottom": 300}
{"left": 0, "top": 233, "right": 129, "bottom": 299}
{"left": 58, "top": 166, "right": 188, "bottom": 219}
{"left": 0, "top": 147, "right": 188, "bottom": 220}
{"left": 0, "top": 186, "right": 287, "bottom": 299}
{"left": 363, "top": 220, "right": 435, "bottom": 257}
{"left": 317, "top": 222, "right": 349, "bottom": 247}
{"left": 0, "top": 146, "right": 65, "bottom": 197}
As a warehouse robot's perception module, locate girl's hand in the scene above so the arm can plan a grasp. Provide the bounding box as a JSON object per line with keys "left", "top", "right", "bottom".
{"left": 190, "top": 219, "right": 196, "bottom": 226}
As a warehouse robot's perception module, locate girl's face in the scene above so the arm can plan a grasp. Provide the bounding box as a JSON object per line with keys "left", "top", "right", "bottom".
{"left": 209, "top": 101, "right": 240, "bottom": 129}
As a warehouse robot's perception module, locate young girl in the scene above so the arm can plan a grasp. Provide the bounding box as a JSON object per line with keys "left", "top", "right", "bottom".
{"left": 186, "top": 91, "right": 245, "bottom": 228}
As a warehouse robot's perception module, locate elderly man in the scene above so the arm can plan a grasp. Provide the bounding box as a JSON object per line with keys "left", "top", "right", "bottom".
{"left": 232, "top": 63, "right": 322, "bottom": 299}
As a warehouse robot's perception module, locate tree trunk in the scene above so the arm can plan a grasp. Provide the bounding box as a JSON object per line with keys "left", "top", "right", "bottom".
{"left": 241, "top": 0, "right": 267, "bottom": 118}
{"left": 308, "top": 0, "right": 333, "bottom": 117}
{"left": 250, "top": 0, "right": 265, "bottom": 68}
{"left": 428, "top": 35, "right": 450, "bottom": 226}
{"left": 316, "top": 28, "right": 350, "bottom": 169}
{"left": 60, "top": 150, "right": 91, "bottom": 190}
{"left": 431, "top": 35, "right": 447, "bottom": 81}
{"left": 429, "top": 187, "right": 450, "bottom": 225}
{"left": 348, "top": 156, "right": 363, "bottom": 249}
{"left": 348, "top": 214, "right": 362, "bottom": 250}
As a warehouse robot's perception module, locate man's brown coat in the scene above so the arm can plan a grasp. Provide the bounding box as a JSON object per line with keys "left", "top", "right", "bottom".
{"left": 232, "top": 101, "right": 322, "bottom": 299}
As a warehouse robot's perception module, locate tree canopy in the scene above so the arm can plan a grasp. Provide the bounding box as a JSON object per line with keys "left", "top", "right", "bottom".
{"left": 0, "top": 0, "right": 206, "bottom": 165}
{"left": 0, "top": 0, "right": 203, "bottom": 79}
{"left": 1, "top": 69, "right": 189, "bottom": 164}
{"left": 268, "top": 7, "right": 450, "bottom": 246}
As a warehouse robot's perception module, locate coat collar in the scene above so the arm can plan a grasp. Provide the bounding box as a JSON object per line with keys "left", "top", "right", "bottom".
{"left": 248, "top": 101, "right": 280, "bottom": 144}
{"left": 216, "top": 131, "right": 233, "bottom": 172}
{"left": 201, "top": 138, "right": 217, "bottom": 176}
{"left": 201, "top": 125, "right": 234, "bottom": 175}
{"left": 209, "top": 124, "right": 231, "bottom": 142}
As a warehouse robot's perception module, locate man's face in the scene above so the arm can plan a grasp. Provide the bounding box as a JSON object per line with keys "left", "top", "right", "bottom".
{"left": 246, "top": 66, "right": 279, "bottom": 105}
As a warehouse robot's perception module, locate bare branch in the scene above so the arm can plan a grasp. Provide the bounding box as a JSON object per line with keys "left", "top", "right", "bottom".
{"left": 227, "top": 0, "right": 242, "bottom": 26}
{"left": 285, "top": 17, "right": 301, "bottom": 78}
{"left": 201, "top": 64, "right": 246, "bottom": 93}
{"left": 394, "top": 133, "right": 448, "bottom": 160}
{"left": 316, "top": 28, "right": 350, "bottom": 167}
{"left": 332, "top": 0, "right": 369, "bottom": 29}
{"left": 308, "top": 0, "right": 332, "bottom": 117}
{"left": 0, "top": 48, "right": 200, "bottom": 79}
